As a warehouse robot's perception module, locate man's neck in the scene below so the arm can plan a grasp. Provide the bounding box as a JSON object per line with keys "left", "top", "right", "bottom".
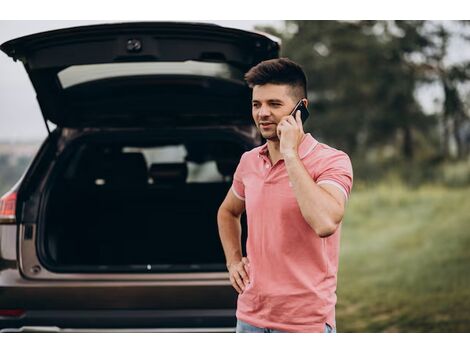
{"left": 266, "top": 140, "right": 282, "bottom": 165}
{"left": 265, "top": 133, "right": 307, "bottom": 165}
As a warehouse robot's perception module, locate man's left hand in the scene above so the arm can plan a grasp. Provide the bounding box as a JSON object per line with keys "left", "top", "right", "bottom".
{"left": 277, "top": 110, "right": 305, "bottom": 158}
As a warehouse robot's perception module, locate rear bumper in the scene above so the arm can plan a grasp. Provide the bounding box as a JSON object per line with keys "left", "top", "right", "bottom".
{"left": 0, "top": 309, "right": 236, "bottom": 331}
{"left": 0, "top": 269, "right": 238, "bottom": 331}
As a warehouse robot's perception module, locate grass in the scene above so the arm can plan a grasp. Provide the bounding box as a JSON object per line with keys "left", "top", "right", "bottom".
{"left": 336, "top": 182, "right": 470, "bottom": 332}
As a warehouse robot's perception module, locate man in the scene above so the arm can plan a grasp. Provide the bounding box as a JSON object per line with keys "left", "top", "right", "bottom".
{"left": 217, "top": 58, "right": 353, "bottom": 333}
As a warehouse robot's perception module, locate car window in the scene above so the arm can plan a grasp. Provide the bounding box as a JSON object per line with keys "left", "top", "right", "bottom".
{"left": 123, "top": 145, "right": 225, "bottom": 183}
{"left": 58, "top": 61, "right": 245, "bottom": 89}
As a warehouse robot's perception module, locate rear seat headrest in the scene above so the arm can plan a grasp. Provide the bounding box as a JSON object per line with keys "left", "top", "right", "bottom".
{"left": 149, "top": 163, "right": 188, "bottom": 184}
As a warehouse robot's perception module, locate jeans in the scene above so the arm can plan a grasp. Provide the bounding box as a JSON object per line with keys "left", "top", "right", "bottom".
{"left": 236, "top": 319, "right": 336, "bottom": 333}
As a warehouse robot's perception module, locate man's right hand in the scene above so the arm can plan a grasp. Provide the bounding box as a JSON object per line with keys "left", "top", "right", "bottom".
{"left": 227, "top": 257, "right": 250, "bottom": 294}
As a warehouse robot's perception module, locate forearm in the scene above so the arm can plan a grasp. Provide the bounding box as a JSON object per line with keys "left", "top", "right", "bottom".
{"left": 284, "top": 154, "right": 343, "bottom": 236}
{"left": 217, "top": 208, "right": 243, "bottom": 268}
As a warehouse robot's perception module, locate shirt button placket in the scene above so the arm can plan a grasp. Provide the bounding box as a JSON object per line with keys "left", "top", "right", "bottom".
{"left": 260, "top": 156, "right": 271, "bottom": 180}
{"left": 264, "top": 162, "right": 272, "bottom": 182}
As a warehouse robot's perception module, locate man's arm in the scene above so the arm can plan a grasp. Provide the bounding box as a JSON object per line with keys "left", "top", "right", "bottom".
{"left": 277, "top": 112, "right": 349, "bottom": 238}
{"left": 217, "top": 189, "right": 250, "bottom": 293}
{"left": 284, "top": 154, "right": 346, "bottom": 237}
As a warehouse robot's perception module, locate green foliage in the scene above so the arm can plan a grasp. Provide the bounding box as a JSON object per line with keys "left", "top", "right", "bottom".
{"left": 256, "top": 21, "right": 470, "bottom": 161}
{"left": 352, "top": 155, "right": 470, "bottom": 188}
{"left": 338, "top": 183, "right": 470, "bottom": 332}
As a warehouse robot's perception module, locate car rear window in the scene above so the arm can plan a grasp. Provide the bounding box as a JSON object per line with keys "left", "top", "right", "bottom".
{"left": 58, "top": 61, "right": 245, "bottom": 89}
{"left": 123, "top": 145, "right": 225, "bottom": 183}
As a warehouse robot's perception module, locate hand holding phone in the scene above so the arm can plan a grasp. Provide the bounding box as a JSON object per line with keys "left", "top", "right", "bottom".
{"left": 290, "top": 99, "right": 309, "bottom": 124}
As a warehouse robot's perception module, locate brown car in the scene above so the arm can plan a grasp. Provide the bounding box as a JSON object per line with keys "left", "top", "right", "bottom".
{"left": 0, "top": 22, "right": 279, "bottom": 332}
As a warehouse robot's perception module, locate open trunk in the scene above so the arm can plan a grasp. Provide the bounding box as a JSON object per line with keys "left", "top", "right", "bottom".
{"left": 38, "top": 131, "right": 250, "bottom": 273}
{"left": 1, "top": 22, "right": 279, "bottom": 129}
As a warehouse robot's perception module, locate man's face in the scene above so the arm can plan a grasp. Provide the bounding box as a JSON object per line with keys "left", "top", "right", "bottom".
{"left": 251, "top": 84, "right": 299, "bottom": 141}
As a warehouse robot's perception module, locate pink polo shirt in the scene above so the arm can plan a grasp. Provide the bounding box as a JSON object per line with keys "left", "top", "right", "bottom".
{"left": 231, "top": 133, "right": 353, "bottom": 332}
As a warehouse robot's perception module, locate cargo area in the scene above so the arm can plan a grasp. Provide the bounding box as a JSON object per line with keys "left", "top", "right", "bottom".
{"left": 39, "top": 134, "right": 249, "bottom": 272}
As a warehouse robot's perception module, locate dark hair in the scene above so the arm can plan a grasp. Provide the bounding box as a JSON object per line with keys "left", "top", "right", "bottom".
{"left": 244, "top": 58, "right": 308, "bottom": 100}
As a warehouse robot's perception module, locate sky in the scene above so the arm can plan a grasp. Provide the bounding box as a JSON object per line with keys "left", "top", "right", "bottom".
{"left": 0, "top": 20, "right": 468, "bottom": 142}
{"left": 0, "top": 20, "right": 282, "bottom": 142}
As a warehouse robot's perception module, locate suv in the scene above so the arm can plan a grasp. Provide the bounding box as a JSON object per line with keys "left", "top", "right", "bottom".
{"left": 0, "top": 22, "right": 279, "bottom": 332}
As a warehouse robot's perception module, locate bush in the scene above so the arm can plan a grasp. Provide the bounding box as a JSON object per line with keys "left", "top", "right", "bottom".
{"left": 352, "top": 155, "right": 470, "bottom": 188}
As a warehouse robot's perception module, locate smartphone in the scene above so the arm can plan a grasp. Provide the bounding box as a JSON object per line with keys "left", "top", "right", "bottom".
{"left": 290, "top": 100, "right": 310, "bottom": 124}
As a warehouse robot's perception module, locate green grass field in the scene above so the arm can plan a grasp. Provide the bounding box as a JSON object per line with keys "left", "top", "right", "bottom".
{"left": 336, "top": 182, "right": 470, "bottom": 332}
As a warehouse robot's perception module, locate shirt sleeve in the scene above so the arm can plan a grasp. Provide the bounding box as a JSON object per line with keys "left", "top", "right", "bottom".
{"left": 231, "top": 152, "right": 246, "bottom": 201}
{"left": 316, "top": 151, "right": 353, "bottom": 200}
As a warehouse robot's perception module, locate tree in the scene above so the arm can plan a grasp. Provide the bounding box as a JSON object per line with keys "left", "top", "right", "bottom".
{"left": 255, "top": 21, "right": 453, "bottom": 160}
{"left": 423, "top": 21, "right": 470, "bottom": 159}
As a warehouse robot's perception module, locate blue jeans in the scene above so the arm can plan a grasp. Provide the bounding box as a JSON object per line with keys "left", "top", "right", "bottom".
{"left": 236, "top": 319, "right": 336, "bottom": 333}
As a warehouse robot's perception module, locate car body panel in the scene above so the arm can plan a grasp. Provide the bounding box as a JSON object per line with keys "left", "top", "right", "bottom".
{"left": 0, "top": 309, "right": 237, "bottom": 331}
{"left": 0, "top": 22, "right": 280, "bottom": 128}
{"left": 0, "top": 267, "right": 237, "bottom": 310}
{"left": 1, "top": 22, "right": 279, "bottom": 70}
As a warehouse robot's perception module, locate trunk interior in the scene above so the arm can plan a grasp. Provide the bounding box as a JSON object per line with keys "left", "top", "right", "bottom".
{"left": 40, "top": 132, "right": 249, "bottom": 272}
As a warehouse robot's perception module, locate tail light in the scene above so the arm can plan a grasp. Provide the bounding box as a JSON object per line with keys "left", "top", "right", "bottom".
{"left": 0, "top": 309, "right": 26, "bottom": 318}
{"left": 0, "top": 190, "right": 17, "bottom": 224}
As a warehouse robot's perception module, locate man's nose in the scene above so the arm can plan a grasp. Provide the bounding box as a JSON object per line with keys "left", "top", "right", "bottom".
{"left": 258, "top": 105, "right": 270, "bottom": 118}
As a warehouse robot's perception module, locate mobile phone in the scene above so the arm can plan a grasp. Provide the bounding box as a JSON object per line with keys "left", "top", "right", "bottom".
{"left": 290, "top": 100, "right": 310, "bottom": 124}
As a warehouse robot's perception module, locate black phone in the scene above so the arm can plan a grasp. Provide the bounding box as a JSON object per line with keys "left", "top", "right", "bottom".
{"left": 290, "top": 100, "right": 310, "bottom": 124}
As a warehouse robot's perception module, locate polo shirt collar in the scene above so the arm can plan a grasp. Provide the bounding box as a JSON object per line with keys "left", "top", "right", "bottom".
{"left": 258, "top": 133, "right": 319, "bottom": 160}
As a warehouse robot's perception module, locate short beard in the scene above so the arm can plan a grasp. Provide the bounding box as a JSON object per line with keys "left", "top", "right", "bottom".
{"left": 260, "top": 129, "right": 279, "bottom": 141}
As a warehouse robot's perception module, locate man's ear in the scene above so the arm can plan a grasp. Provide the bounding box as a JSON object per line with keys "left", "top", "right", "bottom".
{"left": 302, "top": 98, "right": 309, "bottom": 108}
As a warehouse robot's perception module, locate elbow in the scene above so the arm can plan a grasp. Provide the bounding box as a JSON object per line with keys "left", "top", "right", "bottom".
{"left": 311, "top": 220, "right": 339, "bottom": 238}
{"left": 316, "top": 226, "right": 336, "bottom": 238}
{"left": 302, "top": 208, "right": 344, "bottom": 238}
{"left": 217, "top": 206, "right": 240, "bottom": 222}
{"left": 217, "top": 206, "right": 227, "bottom": 222}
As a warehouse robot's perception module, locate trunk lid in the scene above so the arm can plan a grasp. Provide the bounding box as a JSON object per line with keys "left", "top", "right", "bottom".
{"left": 0, "top": 22, "right": 280, "bottom": 128}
